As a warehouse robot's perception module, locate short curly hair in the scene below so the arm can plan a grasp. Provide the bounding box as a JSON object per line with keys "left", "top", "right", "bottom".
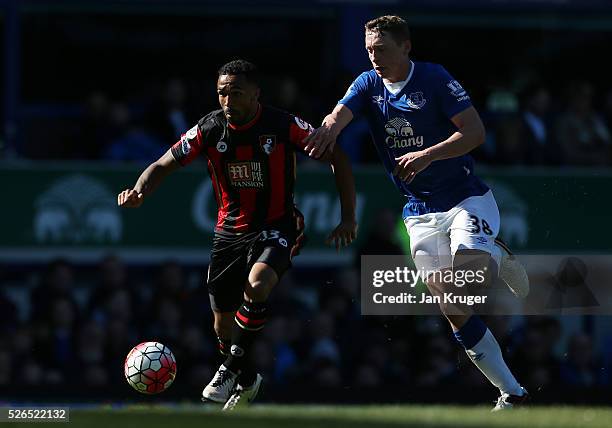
{"left": 365, "top": 15, "right": 411, "bottom": 44}
{"left": 217, "top": 59, "right": 259, "bottom": 85}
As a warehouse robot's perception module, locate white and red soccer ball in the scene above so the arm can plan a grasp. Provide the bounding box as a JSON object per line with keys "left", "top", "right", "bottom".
{"left": 124, "top": 341, "right": 177, "bottom": 394}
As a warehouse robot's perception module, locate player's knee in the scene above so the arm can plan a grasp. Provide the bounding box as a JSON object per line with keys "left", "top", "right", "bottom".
{"left": 245, "top": 263, "right": 278, "bottom": 302}
{"left": 436, "top": 294, "right": 469, "bottom": 317}
{"left": 425, "top": 271, "right": 472, "bottom": 317}
{"left": 244, "top": 279, "right": 273, "bottom": 302}
{"left": 425, "top": 278, "right": 452, "bottom": 315}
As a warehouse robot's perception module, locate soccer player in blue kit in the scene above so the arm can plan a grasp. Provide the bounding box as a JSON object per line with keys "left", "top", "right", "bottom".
{"left": 304, "top": 15, "right": 529, "bottom": 410}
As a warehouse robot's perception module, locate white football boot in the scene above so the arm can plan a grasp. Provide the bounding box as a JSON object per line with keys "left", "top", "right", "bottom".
{"left": 495, "top": 238, "right": 530, "bottom": 298}
{"left": 492, "top": 387, "right": 529, "bottom": 411}
{"left": 222, "top": 373, "right": 263, "bottom": 411}
{"left": 201, "top": 364, "right": 238, "bottom": 404}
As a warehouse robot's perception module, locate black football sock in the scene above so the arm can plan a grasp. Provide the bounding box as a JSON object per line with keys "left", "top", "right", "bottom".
{"left": 223, "top": 300, "right": 267, "bottom": 386}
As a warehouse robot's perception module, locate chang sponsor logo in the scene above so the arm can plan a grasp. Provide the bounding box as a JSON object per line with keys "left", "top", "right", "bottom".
{"left": 384, "top": 117, "right": 423, "bottom": 148}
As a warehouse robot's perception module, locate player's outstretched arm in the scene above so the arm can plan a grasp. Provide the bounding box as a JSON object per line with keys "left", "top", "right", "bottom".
{"left": 117, "top": 149, "right": 180, "bottom": 208}
{"left": 324, "top": 145, "right": 358, "bottom": 251}
{"left": 303, "top": 104, "right": 354, "bottom": 159}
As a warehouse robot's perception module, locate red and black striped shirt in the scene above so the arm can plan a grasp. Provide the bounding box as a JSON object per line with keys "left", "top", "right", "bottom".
{"left": 170, "top": 104, "right": 312, "bottom": 233}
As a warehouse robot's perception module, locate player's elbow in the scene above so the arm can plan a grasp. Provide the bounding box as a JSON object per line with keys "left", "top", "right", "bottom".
{"left": 476, "top": 127, "right": 486, "bottom": 147}
{"left": 156, "top": 150, "right": 181, "bottom": 172}
{"left": 472, "top": 121, "right": 486, "bottom": 148}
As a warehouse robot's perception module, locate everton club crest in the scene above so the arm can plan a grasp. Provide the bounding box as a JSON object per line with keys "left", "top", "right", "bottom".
{"left": 407, "top": 91, "right": 427, "bottom": 109}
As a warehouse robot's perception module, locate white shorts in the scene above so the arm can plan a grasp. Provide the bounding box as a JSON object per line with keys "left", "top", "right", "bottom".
{"left": 404, "top": 190, "right": 501, "bottom": 272}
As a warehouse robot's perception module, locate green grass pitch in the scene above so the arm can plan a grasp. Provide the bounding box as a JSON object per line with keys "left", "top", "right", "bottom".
{"left": 15, "top": 404, "right": 612, "bottom": 428}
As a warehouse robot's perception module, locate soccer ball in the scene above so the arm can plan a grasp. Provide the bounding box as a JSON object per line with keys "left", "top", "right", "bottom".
{"left": 124, "top": 341, "right": 177, "bottom": 394}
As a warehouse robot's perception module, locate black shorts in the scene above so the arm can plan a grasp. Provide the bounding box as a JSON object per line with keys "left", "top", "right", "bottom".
{"left": 207, "top": 219, "right": 296, "bottom": 312}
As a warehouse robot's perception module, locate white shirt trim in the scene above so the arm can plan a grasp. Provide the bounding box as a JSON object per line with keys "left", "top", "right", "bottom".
{"left": 383, "top": 61, "right": 415, "bottom": 95}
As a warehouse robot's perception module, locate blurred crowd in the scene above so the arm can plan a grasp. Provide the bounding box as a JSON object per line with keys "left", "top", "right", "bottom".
{"left": 1, "top": 239, "right": 610, "bottom": 397}
{"left": 8, "top": 76, "right": 612, "bottom": 166}
{"left": 13, "top": 75, "right": 326, "bottom": 164}
{"left": 479, "top": 81, "right": 612, "bottom": 166}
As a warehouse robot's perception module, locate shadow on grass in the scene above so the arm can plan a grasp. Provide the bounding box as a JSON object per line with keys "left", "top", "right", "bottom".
{"left": 66, "top": 411, "right": 508, "bottom": 428}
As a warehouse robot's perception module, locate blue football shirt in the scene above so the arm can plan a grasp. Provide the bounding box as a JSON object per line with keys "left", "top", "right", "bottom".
{"left": 338, "top": 61, "right": 489, "bottom": 217}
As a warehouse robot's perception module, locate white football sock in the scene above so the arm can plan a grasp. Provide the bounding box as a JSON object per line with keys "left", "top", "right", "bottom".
{"left": 466, "top": 328, "right": 523, "bottom": 396}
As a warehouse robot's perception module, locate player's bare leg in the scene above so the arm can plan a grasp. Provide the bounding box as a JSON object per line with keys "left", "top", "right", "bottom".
{"left": 222, "top": 262, "right": 277, "bottom": 410}
{"left": 244, "top": 261, "right": 278, "bottom": 301}
{"left": 426, "top": 250, "right": 527, "bottom": 410}
{"left": 213, "top": 310, "right": 234, "bottom": 356}
{"left": 202, "top": 310, "right": 239, "bottom": 403}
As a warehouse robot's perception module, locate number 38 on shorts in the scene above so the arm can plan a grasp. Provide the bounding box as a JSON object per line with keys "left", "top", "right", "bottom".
{"left": 468, "top": 214, "right": 493, "bottom": 236}
{"left": 404, "top": 190, "right": 501, "bottom": 271}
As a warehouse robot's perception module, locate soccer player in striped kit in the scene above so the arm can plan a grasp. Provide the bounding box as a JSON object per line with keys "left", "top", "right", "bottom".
{"left": 118, "top": 60, "right": 357, "bottom": 409}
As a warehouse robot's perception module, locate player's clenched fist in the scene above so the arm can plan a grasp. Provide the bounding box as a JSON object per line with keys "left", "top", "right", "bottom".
{"left": 117, "top": 189, "right": 144, "bottom": 208}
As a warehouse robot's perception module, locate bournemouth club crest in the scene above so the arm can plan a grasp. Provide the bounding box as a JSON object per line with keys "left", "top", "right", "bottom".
{"left": 259, "top": 135, "right": 277, "bottom": 155}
